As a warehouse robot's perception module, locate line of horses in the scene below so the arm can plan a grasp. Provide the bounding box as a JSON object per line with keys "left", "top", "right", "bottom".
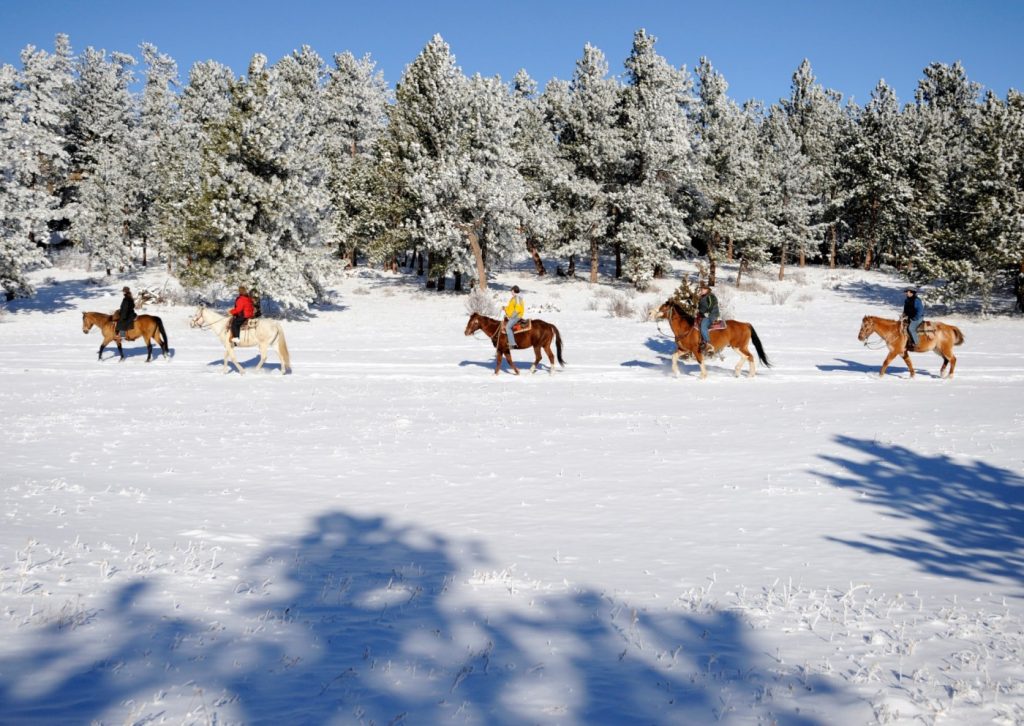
{"left": 81, "top": 299, "right": 965, "bottom": 380}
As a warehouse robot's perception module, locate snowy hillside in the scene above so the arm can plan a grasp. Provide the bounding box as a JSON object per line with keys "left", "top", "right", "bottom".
{"left": 1, "top": 263, "right": 1022, "bottom": 725}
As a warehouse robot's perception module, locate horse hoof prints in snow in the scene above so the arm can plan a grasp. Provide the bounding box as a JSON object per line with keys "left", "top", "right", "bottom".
{"left": 82, "top": 311, "right": 170, "bottom": 362}
{"left": 190, "top": 307, "right": 291, "bottom": 375}
{"left": 464, "top": 312, "right": 565, "bottom": 375}
{"left": 650, "top": 300, "right": 770, "bottom": 379}
{"left": 858, "top": 315, "right": 964, "bottom": 378}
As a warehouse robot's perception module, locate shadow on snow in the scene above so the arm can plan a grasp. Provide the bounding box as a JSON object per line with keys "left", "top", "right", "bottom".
{"left": 818, "top": 435, "right": 1024, "bottom": 592}
{"left": 0, "top": 512, "right": 847, "bottom": 724}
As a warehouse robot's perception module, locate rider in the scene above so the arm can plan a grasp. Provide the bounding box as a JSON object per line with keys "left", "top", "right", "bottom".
{"left": 696, "top": 282, "right": 719, "bottom": 353}
{"left": 902, "top": 287, "right": 924, "bottom": 350}
{"left": 228, "top": 285, "right": 256, "bottom": 345}
{"left": 115, "top": 286, "right": 136, "bottom": 342}
{"left": 504, "top": 285, "right": 524, "bottom": 349}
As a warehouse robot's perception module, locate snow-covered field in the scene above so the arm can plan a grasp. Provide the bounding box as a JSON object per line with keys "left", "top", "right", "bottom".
{"left": 1, "top": 263, "right": 1022, "bottom": 725}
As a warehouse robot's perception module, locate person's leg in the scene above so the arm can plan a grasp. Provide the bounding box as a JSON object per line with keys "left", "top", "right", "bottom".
{"left": 506, "top": 314, "right": 520, "bottom": 349}
{"left": 908, "top": 318, "right": 921, "bottom": 348}
{"left": 700, "top": 317, "right": 711, "bottom": 345}
{"left": 231, "top": 316, "right": 242, "bottom": 341}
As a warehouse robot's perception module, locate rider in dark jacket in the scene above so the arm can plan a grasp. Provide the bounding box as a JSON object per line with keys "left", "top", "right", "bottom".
{"left": 697, "top": 283, "right": 720, "bottom": 353}
{"left": 902, "top": 288, "right": 924, "bottom": 350}
{"left": 115, "top": 287, "right": 136, "bottom": 341}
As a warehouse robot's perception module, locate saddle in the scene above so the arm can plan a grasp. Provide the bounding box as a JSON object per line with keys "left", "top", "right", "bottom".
{"left": 503, "top": 318, "right": 532, "bottom": 335}
{"left": 696, "top": 316, "right": 727, "bottom": 331}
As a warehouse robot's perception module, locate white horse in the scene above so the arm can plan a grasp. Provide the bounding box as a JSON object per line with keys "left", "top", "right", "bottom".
{"left": 190, "top": 307, "right": 292, "bottom": 375}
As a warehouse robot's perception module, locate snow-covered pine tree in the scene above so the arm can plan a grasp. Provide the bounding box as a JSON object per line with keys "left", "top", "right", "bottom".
{"left": 692, "top": 57, "right": 759, "bottom": 286}
{"left": 906, "top": 62, "right": 986, "bottom": 301}
{"left": 782, "top": 60, "right": 850, "bottom": 268}
{"left": 614, "top": 29, "right": 694, "bottom": 289}
{"left": 546, "top": 44, "right": 624, "bottom": 283}
{"left": 70, "top": 48, "right": 138, "bottom": 275}
{"left": 0, "top": 35, "right": 76, "bottom": 298}
{"left": 383, "top": 35, "right": 527, "bottom": 291}
{"left": 179, "top": 52, "right": 332, "bottom": 309}
{"left": 760, "top": 105, "right": 824, "bottom": 280}
{"left": 511, "top": 69, "right": 560, "bottom": 276}
{"left": 0, "top": 64, "right": 49, "bottom": 298}
{"left": 840, "top": 80, "right": 913, "bottom": 271}
{"left": 132, "top": 43, "right": 179, "bottom": 268}
{"left": 322, "top": 51, "right": 390, "bottom": 267}
{"left": 159, "top": 60, "right": 233, "bottom": 273}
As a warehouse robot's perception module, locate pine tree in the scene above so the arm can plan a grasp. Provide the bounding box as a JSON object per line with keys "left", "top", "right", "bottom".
{"left": 0, "top": 64, "right": 49, "bottom": 298}
{"left": 133, "top": 43, "right": 179, "bottom": 268}
{"left": 547, "top": 44, "right": 624, "bottom": 283}
{"left": 614, "top": 29, "right": 694, "bottom": 289}
{"left": 841, "top": 80, "right": 913, "bottom": 270}
{"left": 70, "top": 48, "right": 138, "bottom": 275}
{"left": 322, "top": 51, "right": 390, "bottom": 267}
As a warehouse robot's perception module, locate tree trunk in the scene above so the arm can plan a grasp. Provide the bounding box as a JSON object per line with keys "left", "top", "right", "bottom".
{"left": 736, "top": 258, "right": 748, "bottom": 287}
{"left": 436, "top": 272, "right": 446, "bottom": 291}
{"left": 798, "top": 247, "right": 806, "bottom": 267}
{"left": 567, "top": 254, "right": 575, "bottom": 277}
{"left": 614, "top": 243, "right": 622, "bottom": 278}
{"left": 829, "top": 225, "right": 837, "bottom": 269}
{"left": 416, "top": 251, "right": 425, "bottom": 276}
{"left": 389, "top": 255, "right": 399, "bottom": 273}
{"left": 453, "top": 270, "right": 462, "bottom": 291}
{"left": 863, "top": 244, "right": 874, "bottom": 271}
{"left": 726, "top": 236, "right": 734, "bottom": 262}
{"left": 1016, "top": 260, "right": 1024, "bottom": 313}
{"left": 425, "top": 252, "right": 435, "bottom": 289}
{"left": 348, "top": 247, "right": 357, "bottom": 268}
{"left": 526, "top": 238, "right": 546, "bottom": 275}
{"left": 708, "top": 232, "right": 719, "bottom": 286}
{"left": 142, "top": 236, "right": 148, "bottom": 267}
{"left": 465, "top": 222, "right": 488, "bottom": 291}
{"left": 589, "top": 240, "right": 599, "bottom": 283}
{"left": 778, "top": 242, "right": 787, "bottom": 281}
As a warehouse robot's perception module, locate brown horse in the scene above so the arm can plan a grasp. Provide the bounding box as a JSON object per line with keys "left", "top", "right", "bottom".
{"left": 464, "top": 313, "right": 565, "bottom": 375}
{"left": 858, "top": 315, "right": 964, "bottom": 378}
{"left": 82, "top": 311, "right": 170, "bottom": 362}
{"left": 650, "top": 301, "right": 770, "bottom": 379}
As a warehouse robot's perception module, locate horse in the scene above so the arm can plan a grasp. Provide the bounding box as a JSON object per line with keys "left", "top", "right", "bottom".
{"left": 650, "top": 301, "right": 770, "bottom": 379}
{"left": 189, "top": 305, "right": 290, "bottom": 374}
{"left": 81, "top": 311, "right": 170, "bottom": 362}
{"left": 464, "top": 312, "right": 565, "bottom": 375}
{"left": 857, "top": 315, "right": 964, "bottom": 378}
{"left": 190, "top": 307, "right": 292, "bottom": 375}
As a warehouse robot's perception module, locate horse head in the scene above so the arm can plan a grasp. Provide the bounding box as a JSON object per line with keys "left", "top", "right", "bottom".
{"left": 81, "top": 312, "right": 93, "bottom": 334}
{"left": 464, "top": 313, "right": 483, "bottom": 336}
{"left": 649, "top": 302, "right": 671, "bottom": 322}
{"left": 857, "top": 316, "right": 875, "bottom": 342}
{"left": 189, "top": 306, "right": 207, "bottom": 329}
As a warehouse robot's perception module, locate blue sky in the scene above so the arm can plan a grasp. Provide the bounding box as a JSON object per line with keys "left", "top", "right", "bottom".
{"left": 1, "top": 0, "right": 1021, "bottom": 105}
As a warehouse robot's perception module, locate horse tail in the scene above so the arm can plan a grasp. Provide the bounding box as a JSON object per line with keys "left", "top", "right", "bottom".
{"left": 953, "top": 326, "right": 965, "bottom": 346}
{"left": 277, "top": 327, "right": 292, "bottom": 373}
{"left": 749, "top": 325, "right": 771, "bottom": 367}
{"left": 553, "top": 324, "right": 565, "bottom": 366}
{"left": 155, "top": 316, "right": 169, "bottom": 355}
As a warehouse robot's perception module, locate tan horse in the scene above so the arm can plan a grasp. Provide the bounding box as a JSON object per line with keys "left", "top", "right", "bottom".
{"left": 650, "top": 301, "right": 770, "bottom": 379}
{"left": 858, "top": 315, "right": 964, "bottom": 378}
{"left": 190, "top": 306, "right": 291, "bottom": 375}
{"left": 464, "top": 313, "right": 565, "bottom": 375}
{"left": 82, "top": 311, "right": 169, "bottom": 362}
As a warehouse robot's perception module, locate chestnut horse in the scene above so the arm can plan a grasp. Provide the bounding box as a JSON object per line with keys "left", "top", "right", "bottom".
{"left": 650, "top": 301, "right": 770, "bottom": 379}
{"left": 858, "top": 315, "right": 964, "bottom": 378}
{"left": 464, "top": 313, "right": 565, "bottom": 375}
{"left": 82, "top": 311, "right": 169, "bottom": 362}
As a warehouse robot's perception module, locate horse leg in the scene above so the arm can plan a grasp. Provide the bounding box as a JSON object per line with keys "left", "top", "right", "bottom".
{"left": 507, "top": 349, "right": 520, "bottom": 375}
{"left": 902, "top": 352, "right": 916, "bottom": 378}
{"left": 697, "top": 351, "right": 707, "bottom": 380}
{"left": 494, "top": 350, "right": 502, "bottom": 375}
{"left": 671, "top": 349, "right": 682, "bottom": 378}
{"left": 530, "top": 343, "right": 542, "bottom": 373}
{"left": 879, "top": 350, "right": 899, "bottom": 376}
{"left": 946, "top": 348, "right": 956, "bottom": 379}
{"left": 117, "top": 339, "right": 125, "bottom": 362}
{"left": 543, "top": 339, "right": 555, "bottom": 374}
{"left": 255, "top": 342, "right": 268, "bottom": 371}
{"left": 144, "top": 335, "right": 153, "bottom": 362}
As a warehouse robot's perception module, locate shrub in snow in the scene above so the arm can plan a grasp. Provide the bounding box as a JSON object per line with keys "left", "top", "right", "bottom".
{"left": 606, "top": 293, "right": 636, "bottom": 318}
{"left": 464, "top": 286, "right": 499, "bottom": 317}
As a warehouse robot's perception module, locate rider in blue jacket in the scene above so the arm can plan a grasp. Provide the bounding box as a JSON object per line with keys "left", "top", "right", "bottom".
{"left": 902, "top": 288, "right": 924, "bottom": 350}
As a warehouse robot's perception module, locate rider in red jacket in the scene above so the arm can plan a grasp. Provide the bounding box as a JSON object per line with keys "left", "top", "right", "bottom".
{"left": 228, "top": 286, "right": 255, "bottom": 344}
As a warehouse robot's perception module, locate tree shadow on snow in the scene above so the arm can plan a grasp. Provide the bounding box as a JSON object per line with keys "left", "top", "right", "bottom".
{"left": 0, "top": 512, "right": 851, "bottom": 724}
{"left": 817, "top": 435, "right": 1024, "bottom": 592}
{"left": 3, "top": 277, "right": 111, "bottom": 315}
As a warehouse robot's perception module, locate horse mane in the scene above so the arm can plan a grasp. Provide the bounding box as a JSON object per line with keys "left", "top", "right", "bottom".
{"left": 666, "top": 300, "right": 695, "bottom": 325}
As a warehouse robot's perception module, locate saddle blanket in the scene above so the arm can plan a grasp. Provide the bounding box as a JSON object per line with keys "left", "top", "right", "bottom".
{"left": 696, "top": 317, "right": 726, "bottom": 331}
{"left": 505, "top": 319, "right": 532, "bottom": 334}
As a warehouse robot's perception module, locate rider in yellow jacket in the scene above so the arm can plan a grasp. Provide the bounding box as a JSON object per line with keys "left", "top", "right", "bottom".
{"left": 504, "top": 285, "right": 524, "bottom": 349}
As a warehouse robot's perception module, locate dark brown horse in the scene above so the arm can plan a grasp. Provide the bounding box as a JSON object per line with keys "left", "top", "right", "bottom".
{"left": 464, "top": 313, "right": 565, "bottom": 375}
{"left": 650, "top": 301, "right": 770, "bottom": 379}
{"left": 858, "top": 315, "right": 964, "bottom": 378}
{"left": 82, "top": 311, "right": 169, "bottom": 362}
